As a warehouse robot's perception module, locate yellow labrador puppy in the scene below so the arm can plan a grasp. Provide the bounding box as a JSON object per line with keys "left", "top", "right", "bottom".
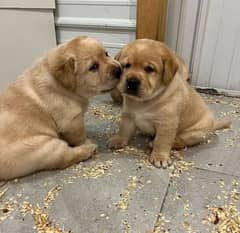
{"left": 108, "top": 39, "right": 230, "bottom": 168}
{"left": 0, "top": 36, "right": 121, "bottom": 180}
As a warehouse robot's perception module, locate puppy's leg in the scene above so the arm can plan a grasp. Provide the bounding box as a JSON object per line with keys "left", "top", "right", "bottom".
{"left": 173, "top": 130, "right": 210, "bottom": 149}
{"left": 150, "top": 121, "right": 178, "bottom": 168}
{"left": 172, "top": 137, "right": 186, "bottom": 150}
{"left": 60, "top": 115, "right": 93, "bottom": 146}
{"left": 0, "top": 136, "right": 96, "bottom": 180}
{"left": 108, "top": 113, "right": 136, "bottom": 149}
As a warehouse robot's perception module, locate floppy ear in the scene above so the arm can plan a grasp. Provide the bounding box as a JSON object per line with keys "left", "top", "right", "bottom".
{"left": 114, "top": 50, "right": 122, "bottom": 61}
{"left": 110, "top": 49, "right": 123, "bottom": 104}
{"left": 162, "top": 56, "right": 179, "bottom": 85}
{"left": 66, "top": 55, "right": 78, "bottom": 74}
{"left": 48, "top": 49, "right": 78, "bottom": 91}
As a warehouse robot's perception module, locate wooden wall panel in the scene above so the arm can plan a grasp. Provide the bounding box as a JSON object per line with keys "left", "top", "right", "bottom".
{"left": 137, "top": 0, "right": 168, "bottom": 41}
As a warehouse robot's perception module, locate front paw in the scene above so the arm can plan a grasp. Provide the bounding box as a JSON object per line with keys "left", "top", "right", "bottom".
{"left": 84, "top": 138, "right": 94, "bottom": 145}
{"left": 108, "top": 135, "right": 128, "bottom": 149}
{"left": 149, "top": 152, "right": 172, "bottom": 168}
{"left": 79, "top": 143, "right": 98, "bottom": 160}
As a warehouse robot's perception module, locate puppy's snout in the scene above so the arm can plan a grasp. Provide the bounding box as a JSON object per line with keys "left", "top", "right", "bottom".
{"left": 112, "top": 65, "right": 122, "bottom": 80}
{"left": 126, "top": 78, "right": 140, "bottom": 92}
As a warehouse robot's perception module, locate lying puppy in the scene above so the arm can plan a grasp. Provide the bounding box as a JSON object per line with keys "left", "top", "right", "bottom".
{"left": 108, "top": 39, "right": 230, "bottom": 168}
{"left": 0, "top": 36, "right": 121, "bottom": 180}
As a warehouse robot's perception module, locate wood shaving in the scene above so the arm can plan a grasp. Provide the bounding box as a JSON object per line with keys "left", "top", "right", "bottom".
{"left": 44, "top": 185, "right": 62, "bottom": 209}
{"left": 153, "top": 213, "right": 170, "bottom": 233}
{"left": 204, "top": 204, "right": 240, "bottom": 233}
{"left": 203, "top": 180, "right": 240, "bottom": 233}
{"left": 225, "top": 135, "right": 240, "bottom": 148}
{"left": 173, "top": 192, "right": 182, "bottom": 201}
{"left": 21, "top": 202, "right": 68, "bottom": 233}
{"left": 115, "top": 176, "right": 139, "bottom": 210}
{"left": 220, "top": 110, "right": 240, "bottom": 119}
{"left": 20, "top": 185, "right": 69, "bottom": 233}
{"left": 0, "top": 200, "right": 15, "bottom": 223}
{"left": 170, "top": 160, "right": 194, "bottom": 179}
{"left": 122, "top": 219, "right": 131, "bottom": 233}
{"left": 114, "top": 146, "right": 154, "bottom": 169}
{"left": 88, "top": 104, "right": 121, "bottom": 122}
{"left": 182, "top": 220, "right": 197, "bottom": 233}
{"left": 63, "top": 160, "right": 113, "bottom": 183}
{"left": 0, "top": 188, "right": 8, "bottom": 199}
{"left": 78, "top": 160, "right": 113, "bottom": 179}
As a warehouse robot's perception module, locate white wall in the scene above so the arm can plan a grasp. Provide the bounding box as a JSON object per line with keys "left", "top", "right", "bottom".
{"left": 55, "top": 0, "right": 136, "bottom": 56}
{"left": 191, "top": 0, "right": 240, "bottom": 95}
{"left": 165, "top": 0, "right": 199, "bottom": 73}
{"left": 0, "top": 1, "right": 56, "bottom": 90}
{"left": 166, "top": 0, "right": 240, "bottom": 95}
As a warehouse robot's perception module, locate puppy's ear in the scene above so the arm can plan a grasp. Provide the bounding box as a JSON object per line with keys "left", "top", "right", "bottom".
{"left": 162, "top": 56, "right": 178, "bottom": 85}
{"left": 48, "top": 48, "right": 78, "bottom": 91}
{"left": 66, "top": 54, "right": 78, "bottom": 74}
{"left": 114, "top": 50, "right": 122, "bottom": 61}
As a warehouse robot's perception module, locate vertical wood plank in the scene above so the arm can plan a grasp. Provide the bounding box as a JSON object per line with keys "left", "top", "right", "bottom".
{"left": 137, "top": 0, "right": 168, "bottom": 41}
{"left": 157, "top": 0, "right": 168, "bottom": 41}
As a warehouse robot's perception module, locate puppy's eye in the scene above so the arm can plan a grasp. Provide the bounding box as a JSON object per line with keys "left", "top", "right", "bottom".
{"left": 144, "top": 65, "right": 155, "bottom": 73}
{"left": 123, "top": 63, "right": 131, "bottom": 69}
{"left": 105, "top": 51, "right": 109, "bottom": 57}
{"left": 89, "top": 63, "right": 99, "bottom": 72}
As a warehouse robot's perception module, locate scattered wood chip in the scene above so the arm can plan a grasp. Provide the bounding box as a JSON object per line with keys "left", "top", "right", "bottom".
{"left": 44, "top": 185, "right": 62, "bottom": 209}
{"left": 21, "top": 202, "right": 68, "bottom": 233}
{"left": 153, "top": 213, "right": 170, "bottom": 233}
{"left": 204, "top": 204, "right": 240, "bottom": 233}
{"left": 115, "top": 176, "right": 140, "bottom": 211}
{"left": 122, "top": 219, "right": 131, "bottom": 233}
{"left": 0, "top": 200, "right": 15, "bottom": 223}
{"left": 170, "top": 160, "right": 194, "bottom": 179}
{"left": 88, "top": 104, "right": 121, "bottom": 122}
{"left": 0, "top": 188, "right": 8, "bottom": 200}
{"left": 78, "top": 160, "right": 113, "bottom": 179}
{"left": 20, "top": 185, "right": 70, "bottom": 233}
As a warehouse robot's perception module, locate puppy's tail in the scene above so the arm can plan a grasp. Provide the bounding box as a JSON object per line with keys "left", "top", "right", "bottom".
{"left": 213, "top": 120, "right": 231, "bottom": 131}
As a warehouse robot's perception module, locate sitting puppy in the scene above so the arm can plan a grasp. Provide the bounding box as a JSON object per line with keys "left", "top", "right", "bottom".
{"left": 0, "top": 36, "right": 121, "bottom": 180}
{"left": 108, "top": 39, "right": 230, "bottom": 168}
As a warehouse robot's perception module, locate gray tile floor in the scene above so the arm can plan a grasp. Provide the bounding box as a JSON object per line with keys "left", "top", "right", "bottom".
{"left": 0, "top": 94, "right": 239, "bottom": 233}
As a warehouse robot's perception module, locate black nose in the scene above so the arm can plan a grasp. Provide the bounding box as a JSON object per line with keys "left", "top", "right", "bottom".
{"left": 113, "top": 66, "right": 122, "bottom": 79}
{"left": 126, "top": 78, "right": 140, "bottom": 92}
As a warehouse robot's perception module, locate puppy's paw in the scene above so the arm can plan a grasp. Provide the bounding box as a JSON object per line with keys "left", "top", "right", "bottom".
{"left": 84, "top": 138, "right": 94, "bottom": 145}
{"left": 78, "top": 143, "right": 98, "bottom": 161}
{"left": 149, "top": 152, "right": 172, "bottom": 168}
{"left": 62, "top": 143, "right": 98, "bottom": 168}
{"left": 83, "top": 143, "right": 98, "bottom": 154}
{"left": 108, "top": 135, "right": 127, "bottom": 149}
{"left": 172, "top": 138, "right": 186, "bottom": 150}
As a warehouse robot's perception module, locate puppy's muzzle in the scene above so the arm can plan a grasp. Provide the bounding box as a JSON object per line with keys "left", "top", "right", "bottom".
{"left": 125, "top": 77, "right": 140, "bottom": 95}
{"left": 112, "top": 65, "right": 122, "bottom": 80}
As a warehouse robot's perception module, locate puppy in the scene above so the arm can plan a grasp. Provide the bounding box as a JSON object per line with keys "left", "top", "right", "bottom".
{"left": 108, "top": 39, "right": 230, "bottom": 168}
{"left": 0, "top": 36, "right": 121, "bottom": 180}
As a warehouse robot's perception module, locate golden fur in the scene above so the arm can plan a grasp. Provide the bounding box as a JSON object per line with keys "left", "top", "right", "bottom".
{"left": 0, "top": 36, "right": 121, "bottom": 180}
{"left": 108, "top": 39, "right": 230, "bottom": 168}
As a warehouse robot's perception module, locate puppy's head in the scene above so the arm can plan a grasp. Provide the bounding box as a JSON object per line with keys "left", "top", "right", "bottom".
{"left": 115, "top": 39, "right": 178, "bottom": 100}
{"left": 47, "top": 36, "right": 121, "bottom": 97}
